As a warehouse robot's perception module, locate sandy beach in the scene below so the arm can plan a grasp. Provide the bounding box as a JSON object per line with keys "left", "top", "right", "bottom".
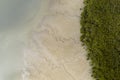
{"left": 24, "top": 0, "right": 93, "bottom": 80}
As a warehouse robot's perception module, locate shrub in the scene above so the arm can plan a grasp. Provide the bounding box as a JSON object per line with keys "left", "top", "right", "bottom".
{"left": 80, "top": 0, "right": 120, "bottom": 80}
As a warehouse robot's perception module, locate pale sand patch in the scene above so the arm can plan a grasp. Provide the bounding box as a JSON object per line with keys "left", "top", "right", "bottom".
{"left": 24, "top": 0, "right": 93, "bottom": 80}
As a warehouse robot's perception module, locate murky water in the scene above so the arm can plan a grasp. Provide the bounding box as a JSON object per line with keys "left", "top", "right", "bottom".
{"left": 0, "top": 0, "right": 42, "bottom": 28}
{"left": 0, "top": 0, "right": 49, "bottom": 80}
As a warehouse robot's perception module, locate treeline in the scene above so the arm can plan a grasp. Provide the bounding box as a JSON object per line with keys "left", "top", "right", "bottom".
{"left": 80, "top": 0, "right": 120, "bottom": 80}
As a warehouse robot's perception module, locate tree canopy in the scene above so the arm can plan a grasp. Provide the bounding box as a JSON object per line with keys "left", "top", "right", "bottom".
{"left": 80, "top": 0, "right": 120, "bottom": 80}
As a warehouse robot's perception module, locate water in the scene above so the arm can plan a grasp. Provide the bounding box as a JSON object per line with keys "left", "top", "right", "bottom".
{"left": 0, "top": 0, "right": 40, "bottom": 28}
{"left": 0, "top": 0, "right": 49, "bottom": 80}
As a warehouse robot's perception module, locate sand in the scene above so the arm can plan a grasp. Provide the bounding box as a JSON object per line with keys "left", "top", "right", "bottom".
{"left": 0, "top": 0, "right": 93, "bottom": 80}
{"left": 24, "top": 0, "right": 93, "bottom": 80}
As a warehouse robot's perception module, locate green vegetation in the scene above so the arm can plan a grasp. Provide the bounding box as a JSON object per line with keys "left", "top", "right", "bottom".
{"left": 80, "top": 0, "right": 120, "bottom": 80}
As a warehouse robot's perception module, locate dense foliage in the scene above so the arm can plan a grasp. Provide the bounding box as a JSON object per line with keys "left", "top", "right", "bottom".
{"left": 80, "top": 0, "right": 120, "bottom": 80}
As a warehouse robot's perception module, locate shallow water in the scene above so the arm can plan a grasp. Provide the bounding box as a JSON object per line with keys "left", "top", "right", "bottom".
{"left": 0, "top": 0, "right": 41, "bottom": 28}
{"left": 0, "top": 0, "right": 49, "bottom": 80}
